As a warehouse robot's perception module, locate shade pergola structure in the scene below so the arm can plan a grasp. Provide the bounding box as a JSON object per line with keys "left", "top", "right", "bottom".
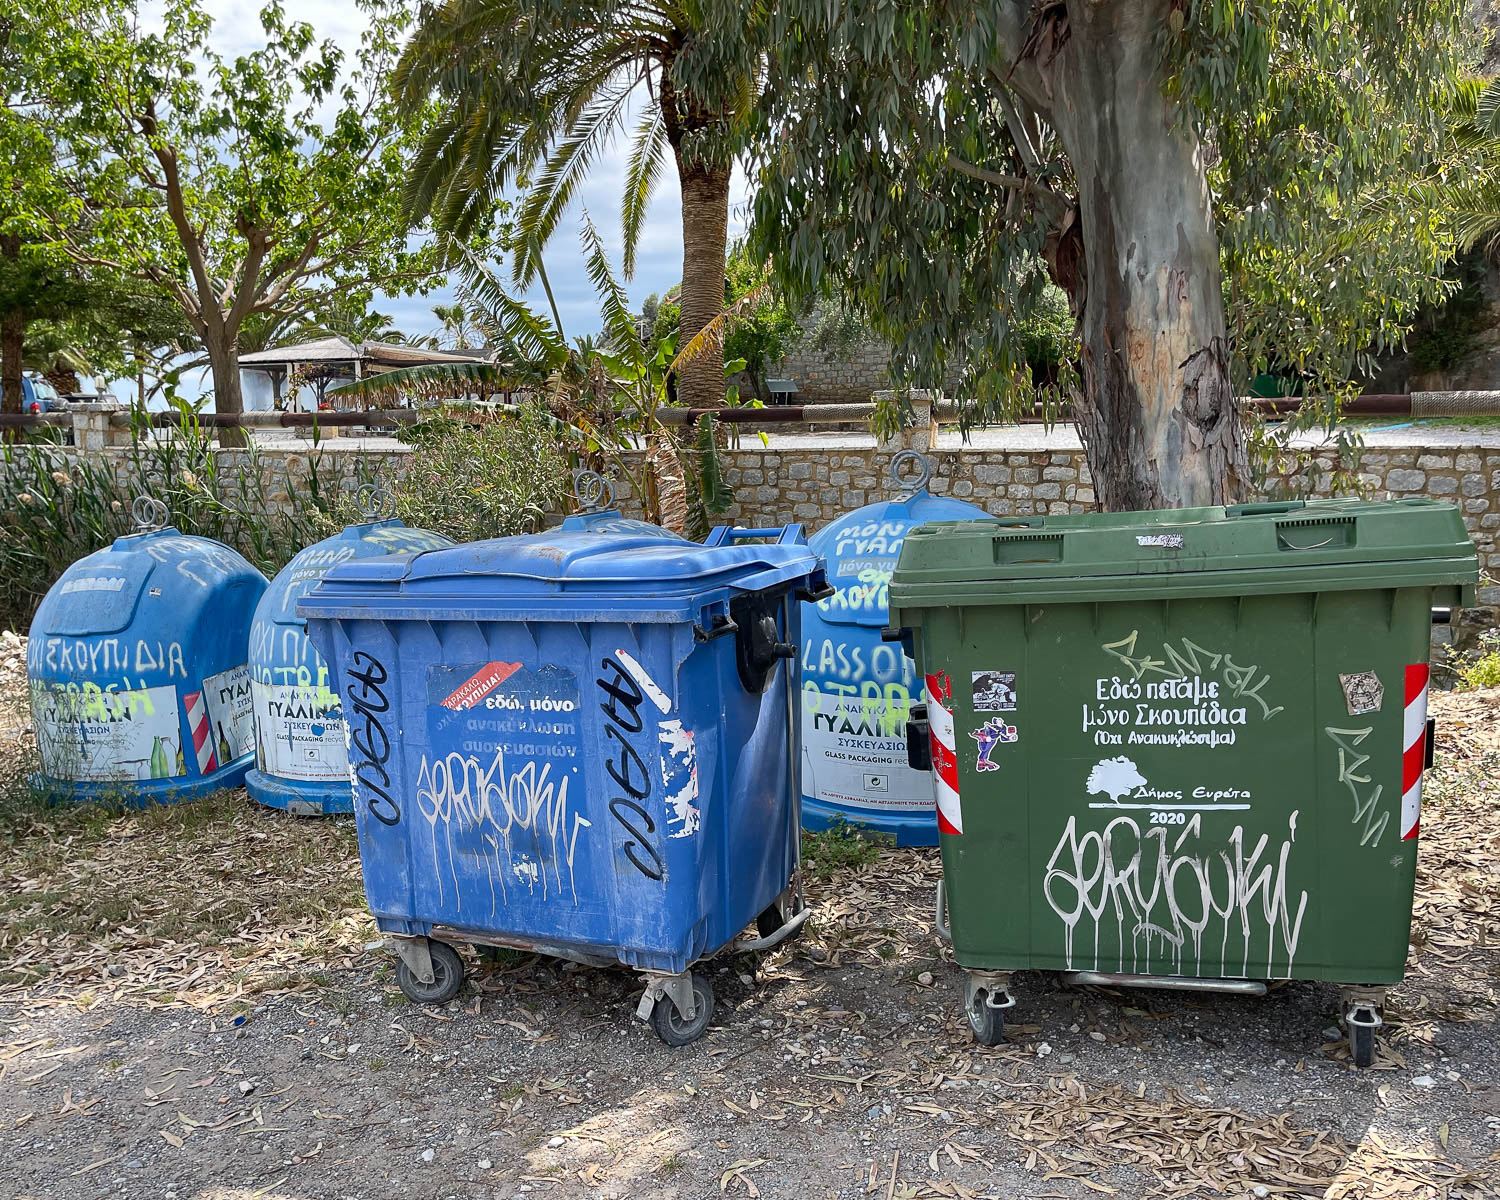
{"left": 238, "top": 336, "right": 491, "bottom": 410}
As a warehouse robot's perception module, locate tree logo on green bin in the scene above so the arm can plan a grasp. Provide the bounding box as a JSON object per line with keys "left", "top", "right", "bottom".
{"left": 1087, "top": 756, "right": 1146, "bottom": 804}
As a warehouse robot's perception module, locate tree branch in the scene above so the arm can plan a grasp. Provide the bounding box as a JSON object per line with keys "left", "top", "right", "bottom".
{"left": 943, "top": 153, "right": 1069, "bottom": 216}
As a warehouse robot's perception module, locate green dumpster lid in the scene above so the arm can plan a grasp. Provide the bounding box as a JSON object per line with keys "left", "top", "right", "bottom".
{"left": 888, "top": 498, "right": 1479, "bottom": 607}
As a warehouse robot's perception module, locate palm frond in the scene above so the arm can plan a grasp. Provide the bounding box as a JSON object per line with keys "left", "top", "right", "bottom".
{"left": 512, "top": 82, "right": 636, "bottom": 290}
{"left": 1477, "top": 76, "right": 1500, "bottom": 139}
{"left": 621, "top": 103, "right": 668, "bottom": 279}
{"left": 328, "top": 362, "right": 519, "bottom": 405}
{"left": 579, "top": 213, "right": 645, "bottom": 368}
{"left": 451, "top": 244, "right": 568, "bottom": 366}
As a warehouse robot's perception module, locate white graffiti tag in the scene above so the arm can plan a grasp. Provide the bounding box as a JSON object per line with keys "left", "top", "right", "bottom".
{"left": 415, "top": 749, "right": 591, "bottom": 910}
{"left": 1324, "top": 725, "right": 1388, "bottom": 847}
{"left": 1043, "top": 812, "right": 1308, "bottom": 979}
{"left": 1101, "top": 632, "right": 1285, "bottom": 721}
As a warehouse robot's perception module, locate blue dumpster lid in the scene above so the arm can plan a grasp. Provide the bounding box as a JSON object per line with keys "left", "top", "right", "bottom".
{"left": 298, "top": 527, "right": 823, "bottom": 624}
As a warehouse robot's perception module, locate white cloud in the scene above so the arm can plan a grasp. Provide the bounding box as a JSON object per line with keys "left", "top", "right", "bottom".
{"left": 117, "top": 0, "right": 753, "bottom": 403}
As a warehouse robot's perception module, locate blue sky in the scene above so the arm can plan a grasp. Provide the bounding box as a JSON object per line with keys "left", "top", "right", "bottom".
{"left": 126, "top": 0, "right": 750, "bottom": 401}
{"left": 200, "top": 0, "right": 750, "bottom": 335}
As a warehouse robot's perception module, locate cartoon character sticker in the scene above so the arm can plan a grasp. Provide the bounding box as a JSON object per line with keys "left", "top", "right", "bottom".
{"left": 969, "top": 716, "right": 1018, "bottom": 771}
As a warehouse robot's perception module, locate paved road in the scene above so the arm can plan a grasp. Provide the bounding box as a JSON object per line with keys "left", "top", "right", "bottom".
{"left": 249, "top": 420, "right": 1500, "bottom": 455}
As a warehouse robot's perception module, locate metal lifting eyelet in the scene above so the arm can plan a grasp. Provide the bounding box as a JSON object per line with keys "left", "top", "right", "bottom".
{"left": 889, "top": 449, "right": 932, "bottom": 495}
{"left": 355, "top": 482, "right": 396, "bottom": 521}
{"left": 131, "top": 495, "right": 168, "bottom": 532}
{"left": 572, "top": 469, "right": 614, "bottom": 513}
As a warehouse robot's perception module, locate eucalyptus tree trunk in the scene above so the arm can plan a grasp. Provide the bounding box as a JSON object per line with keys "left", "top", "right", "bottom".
{"left": 1008, "top": 1, "right": 1249, "bottom": 510}
{"left": 675, "top": 160, "right": 731, "bottom": 410}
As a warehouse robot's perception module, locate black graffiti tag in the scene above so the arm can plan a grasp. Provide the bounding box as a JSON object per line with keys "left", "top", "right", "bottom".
{"left": 347, "top": 651, "right": 400, "bottom": 826}
{"left": 597, "top": 655, "right": 664, "bottom": 880}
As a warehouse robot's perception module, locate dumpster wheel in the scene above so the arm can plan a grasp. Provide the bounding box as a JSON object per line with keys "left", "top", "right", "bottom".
{"left": 1340, "top": 988, "right": 1385, "bottom": 1069}
{"left": 1349, "top": 1021, "right": 1376, "bottom": 1069}
{"left": 395, "top": 940, "right": 464, "bottom": 1005}
{"left": 963, "top": 972, "right": 1015, "bottom": 1047}
{"left": 647, "top": 973, "right": 715, "bottom": 1047}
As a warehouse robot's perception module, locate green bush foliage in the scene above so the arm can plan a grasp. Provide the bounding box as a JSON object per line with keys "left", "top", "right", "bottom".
{"left": 333, "top": 404, "right": 573, "bottom": 543}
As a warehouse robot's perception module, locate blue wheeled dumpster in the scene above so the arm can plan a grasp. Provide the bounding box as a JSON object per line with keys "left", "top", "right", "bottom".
{"left": 27, "top": 498, "right": 268, "bottom": 804}
{"left": 246, "top": 509, "right": 452, "bottom": 816}
{"left": 800, "top": 452, "right": 987, "bottom": 845}
{"left": 299, "top": 522, "right": 827, "bottom": 1044}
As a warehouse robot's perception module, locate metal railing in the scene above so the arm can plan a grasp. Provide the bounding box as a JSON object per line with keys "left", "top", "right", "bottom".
{"left": 1, "top": 389, "right": 1498, "bottom": 436}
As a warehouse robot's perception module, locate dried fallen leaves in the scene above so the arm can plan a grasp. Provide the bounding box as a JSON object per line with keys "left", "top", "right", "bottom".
{"left": 0, "top": 785, "right": 373, "bottom": 1013}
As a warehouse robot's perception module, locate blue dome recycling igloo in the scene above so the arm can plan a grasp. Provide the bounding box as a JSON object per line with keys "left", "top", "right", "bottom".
{"left": 246, "top": 514, "right": 452, "bottom": 815}
{"left": 799, "top": 453, "right": 988, "bottom": 846}
{"left": 27, "top": 500, "right": 268, "bottom": 805}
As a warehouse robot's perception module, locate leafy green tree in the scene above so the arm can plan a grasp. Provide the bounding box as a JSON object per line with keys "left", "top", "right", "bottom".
{"left": 394, "top": 0, "right": 755, "bottom": 412}
{"left": 702, "top": 1, "right": 1466, "bottom": 509}
{"left": 720, "top": 245, "right": 804, "bottom": 403}
{"left": 333, "top": 225, "right": 738, "bottom": 533}
{"left": 0, "top": 11, "right": 75, "bottom": 415}
{"left": 9, "top": 0, "right": 463, "bottom": 441}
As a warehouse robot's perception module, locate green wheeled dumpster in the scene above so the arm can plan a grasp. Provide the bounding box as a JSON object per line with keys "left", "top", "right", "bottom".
{"left": 888, "top": 498, "right": 1478, "bottom": 1066}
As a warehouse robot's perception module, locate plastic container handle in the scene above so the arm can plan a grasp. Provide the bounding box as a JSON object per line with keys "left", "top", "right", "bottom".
{"left": 705, "top": 525, "right": 808, "bottom": 546}
{"left": 1225, "top": 500, "right": 1306, "bottom": 518}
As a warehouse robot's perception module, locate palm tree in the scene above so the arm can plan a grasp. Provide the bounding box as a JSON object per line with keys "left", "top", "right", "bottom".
{"left": 429, "top": 301, "right": 480, "bottom": 350}
{"left": 393, "top": 0, "right": 753, "bottom": 412}
{"left": 330, "top": 219, "right": 735, "bottom": 534}
{"left": 1450, "top": 77, "right": 1500, "bottom": 254}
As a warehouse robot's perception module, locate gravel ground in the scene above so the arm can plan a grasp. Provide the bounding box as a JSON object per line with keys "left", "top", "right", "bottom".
{"left": 0, "top": 649, "right": 1496, "bottom": 1200}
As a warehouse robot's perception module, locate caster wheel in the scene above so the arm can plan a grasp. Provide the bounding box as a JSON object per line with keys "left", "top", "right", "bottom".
{"left": 396, "top": 940, "right": 464, "bottom": 1005}
{"left": 1349, "top": 1022, "right": 1375, "bottom": 1068}
{"left": 966, "top": 986, "right": 1006, "bottom": 1047}
{"left": 650, "top": 973, "right": 715, "bottom": 1047}
{"left": 756, "top": 903, "right": 785, "bottom": 940}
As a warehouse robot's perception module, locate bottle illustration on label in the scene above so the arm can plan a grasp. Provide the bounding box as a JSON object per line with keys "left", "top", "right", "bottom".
{"left": 150, "top": 736, "right": 171, "bottom": 779}
{"left": 217, "top": 721, "right": 232, "bottom": 764}
{"left": 175, "top": 745, "right": 186, "bottom": 776}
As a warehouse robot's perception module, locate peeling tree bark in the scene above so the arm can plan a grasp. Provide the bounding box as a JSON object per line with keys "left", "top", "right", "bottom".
{"left": 1006, "top": 0, "right": 1249, "bottom": 510}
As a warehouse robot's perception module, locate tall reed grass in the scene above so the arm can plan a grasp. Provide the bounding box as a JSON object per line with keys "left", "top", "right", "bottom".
{"left": 0, "top": 409, "right": 343, "bottom": 631}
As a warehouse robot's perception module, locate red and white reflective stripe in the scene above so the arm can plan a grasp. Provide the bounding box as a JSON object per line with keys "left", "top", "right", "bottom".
{"left": 183, "top": 690, "right": 216, "bottom": 775}
{"left": 1400, "top": 663, "right": 1429, "bottom": 841}
{"left": 925, "top": 672, "right": 963, "bottom": 836}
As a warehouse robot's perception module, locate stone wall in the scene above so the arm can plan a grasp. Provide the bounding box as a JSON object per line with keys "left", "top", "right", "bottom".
{"left": 762, "top": 339, "right": 964, "bottom": 406}
{"left": 17, "top": 436, "right": 1500, "bottom": 574}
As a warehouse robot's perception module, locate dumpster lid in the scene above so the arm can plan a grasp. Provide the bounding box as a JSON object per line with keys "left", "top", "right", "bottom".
{"left": 40, "top": 544, "right": 159, "bottom": 637}
{"left": 298, "top": 526, "right": 822, "bottom": 620}
{"left": 889, "top": 498, "right": 1480, "bottom": 605}
{"left": 810, "top": 488, "right": 987, "bottom": 628}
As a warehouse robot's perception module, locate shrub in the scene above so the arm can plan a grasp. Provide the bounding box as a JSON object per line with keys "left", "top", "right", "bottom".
{"left": 328, "top": 404, "right": 573, "bottom": 543}
{"left": 1455, "top": 628, "right": 1500, "bottom": 691}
